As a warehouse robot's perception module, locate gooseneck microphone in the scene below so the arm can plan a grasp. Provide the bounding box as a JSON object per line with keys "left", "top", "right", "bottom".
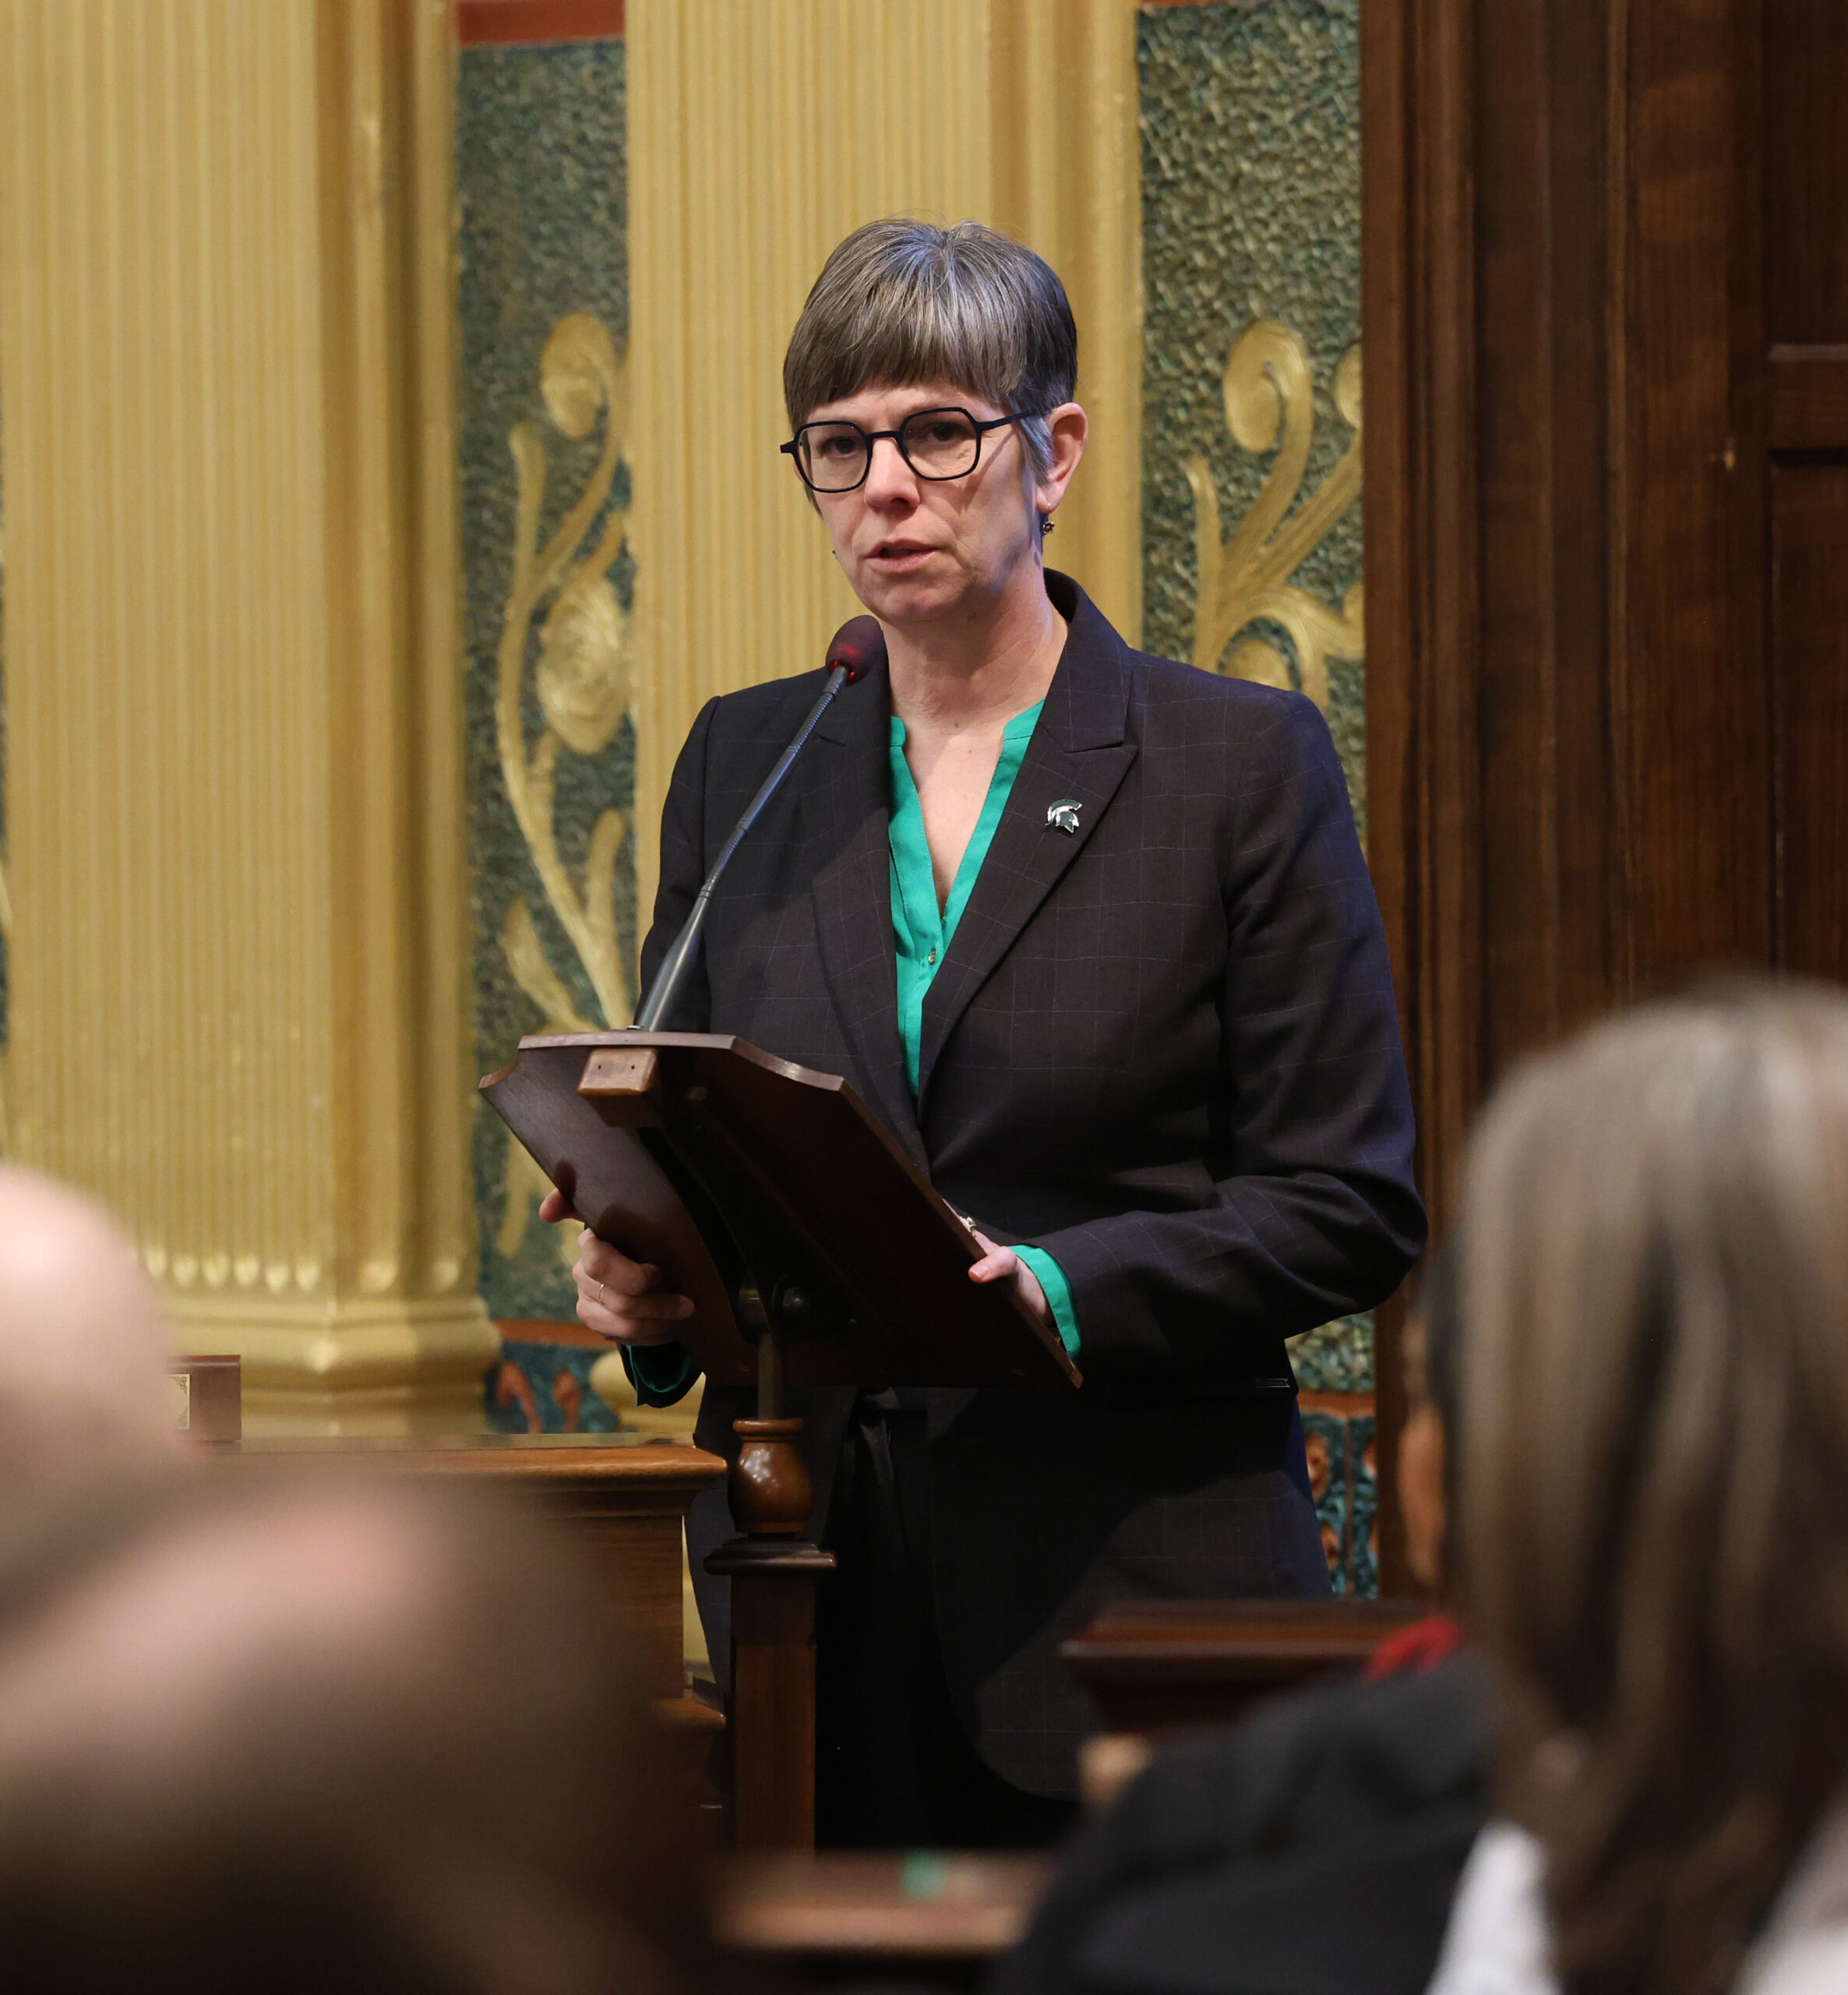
{"left": 633, "top": 616, "right": 886, "bottom": 1030}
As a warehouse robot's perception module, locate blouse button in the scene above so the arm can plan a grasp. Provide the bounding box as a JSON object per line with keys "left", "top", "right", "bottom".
{"left": 926, "top": 948, "right": 937, "bottom": 966}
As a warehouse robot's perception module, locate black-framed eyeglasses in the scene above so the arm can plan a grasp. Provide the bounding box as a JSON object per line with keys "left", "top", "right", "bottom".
{"left": 781, "top": 405, "right": 1032, "bottom": 493}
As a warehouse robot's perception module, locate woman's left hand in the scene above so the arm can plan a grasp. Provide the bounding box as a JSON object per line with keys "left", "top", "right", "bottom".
{"left": 968, "top": 1231, "right": 1051, "bottom": 1329}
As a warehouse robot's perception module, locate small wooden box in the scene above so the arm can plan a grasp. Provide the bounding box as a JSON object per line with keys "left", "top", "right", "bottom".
{"left": 169, "top": 1354, "right": 242, "bottom": 1443}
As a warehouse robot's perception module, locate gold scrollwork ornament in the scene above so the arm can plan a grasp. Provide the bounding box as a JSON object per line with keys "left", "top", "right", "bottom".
{"left": 493, "top": 310, "right": 633, "bottom": 1266}
{"left": 1187, "top": 321, "right": 1364, "bottom": 710}
{"left": 536, "top": 574, "right": 630, "bottom": 758}
{"left": 496, "top": 309, "right": 633, "bottom": 1034}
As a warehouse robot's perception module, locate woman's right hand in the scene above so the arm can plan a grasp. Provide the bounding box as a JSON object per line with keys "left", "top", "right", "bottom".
{"left": 538, "top": 1189, "right": 695, "bottom": 1347}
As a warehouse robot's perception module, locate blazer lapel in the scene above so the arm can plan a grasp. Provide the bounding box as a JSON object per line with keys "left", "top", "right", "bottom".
{"left": 803, "top": 661, "right": 926, "bottom": 1162}
{"left": 915, "top": 579, "right": 1138, "bottom": 1109}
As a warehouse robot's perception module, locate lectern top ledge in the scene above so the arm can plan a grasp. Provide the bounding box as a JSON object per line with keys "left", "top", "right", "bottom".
{"left": 480, "top": 1029, "right": 1081, "bottom": 1403}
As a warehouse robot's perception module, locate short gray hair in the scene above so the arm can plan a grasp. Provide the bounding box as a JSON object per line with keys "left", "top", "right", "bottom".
{"left": 783, "top": 218, "right": 1077, "bottom": 481}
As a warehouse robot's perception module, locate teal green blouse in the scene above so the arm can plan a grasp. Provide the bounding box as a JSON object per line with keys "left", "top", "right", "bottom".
{"left": 888, "top": 704, "right": 1081, "bottom": 1359}
{"left": 625, "top": 697, "right": 1081, "bottom": 1407}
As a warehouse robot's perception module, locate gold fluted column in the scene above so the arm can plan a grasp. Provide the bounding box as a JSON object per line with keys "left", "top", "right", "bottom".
{"left": 989, "top": 0, "right": 1143, "bottom": 644}
{"left": 626, "top": 0, "right": 1142, "bottom": 924}
{"left": 0, "top": 0, "right": 496, "bottom": 1432}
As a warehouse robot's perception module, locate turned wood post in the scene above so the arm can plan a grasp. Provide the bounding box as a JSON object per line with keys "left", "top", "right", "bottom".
{"left": 705, "top": 1329, "right": 835, "bottom": 1852}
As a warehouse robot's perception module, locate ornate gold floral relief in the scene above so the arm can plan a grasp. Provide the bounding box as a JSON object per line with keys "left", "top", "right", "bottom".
{"left": 496, "top": 309, "right": 632, "bottom": 1028}
{"left": 1188, "top": 321, "right": 1363, "bottom": 710}
{"left": 494, "top": 310, "right": 633, "bottom": 1265}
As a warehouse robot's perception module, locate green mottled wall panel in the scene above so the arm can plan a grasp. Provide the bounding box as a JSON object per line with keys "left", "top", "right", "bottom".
{"left": 1139, "top": 0, "right": 1370, "bottom": 1403}
{"left": 457, "top": 39, "right": 632, "bottom": 1322}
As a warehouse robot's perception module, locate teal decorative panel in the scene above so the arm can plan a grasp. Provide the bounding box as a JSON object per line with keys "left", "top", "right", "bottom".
{"left": 457, "top": 37, "right": 632, "bottom": 1323}
{"left": 1138, "top": 1, "right": 1373, "bottom": 1428}
{"left": 1302, "top": 1407, "right": 1349, "bottom": 1586}
{"left": 1303, "top": 1404, "right": 1377, "bottom": 1595}
{"left": 487, "top": 1338, "right": 620, "bottom": 1435}
{"left": 1349, "top": 1411, "right": 1379, "bottom": 1594}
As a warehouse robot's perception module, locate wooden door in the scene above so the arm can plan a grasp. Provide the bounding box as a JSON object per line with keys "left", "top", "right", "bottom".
{"left": 1360, "top": 0, "right": 1848, "bottom": 1586}
{"left": 1764, "top": 0, "right": 1848, "bottom": 983}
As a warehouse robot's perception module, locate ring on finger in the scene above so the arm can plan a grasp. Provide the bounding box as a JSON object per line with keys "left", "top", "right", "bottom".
{"left": 598, "top": 1281, "right": 608, "bottom": 1305}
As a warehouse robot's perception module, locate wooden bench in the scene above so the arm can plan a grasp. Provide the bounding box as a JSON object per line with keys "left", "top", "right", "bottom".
{"left": 224, "top": 1432, "right": 725, "bottom": 1728}
{"left": 1063, "top": 1595, "right": 1434, "bottom": 1807}
{"left": 1063, "top": 1595, "right": 1434, "bottom": 1736}
{"left": 716, "top": 1852, "right": 1052, "bottom": 1990}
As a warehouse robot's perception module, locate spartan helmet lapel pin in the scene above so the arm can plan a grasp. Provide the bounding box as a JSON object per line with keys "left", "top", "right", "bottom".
{"left": 1046, "top": 797, "right": 1082, "bottom": 836}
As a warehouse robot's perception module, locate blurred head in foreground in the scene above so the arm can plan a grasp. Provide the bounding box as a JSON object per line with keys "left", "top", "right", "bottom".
{"left": 0, "top": 1470, "right": 709, "bottom": 1995}
{"left": 0, "top": 1164, "right": 178, "bottom": 1492}
{"left": 1460, "top": 979, "right": 1848, "bottom": 1995}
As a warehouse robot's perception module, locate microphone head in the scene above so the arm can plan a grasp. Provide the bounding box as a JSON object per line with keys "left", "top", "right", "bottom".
{"left": 824, "top": 615, "right": 886, "bottom": 685}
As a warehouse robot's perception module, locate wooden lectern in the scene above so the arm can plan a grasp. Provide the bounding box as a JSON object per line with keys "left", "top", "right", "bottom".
{"left": 482, "top": 1029, "right": 1079, "bottom": 1848}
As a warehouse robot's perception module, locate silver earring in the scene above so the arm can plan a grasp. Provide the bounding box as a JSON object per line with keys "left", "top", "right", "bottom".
{"left": 1039, "top": 515, "right": 1055, "bottom": 537}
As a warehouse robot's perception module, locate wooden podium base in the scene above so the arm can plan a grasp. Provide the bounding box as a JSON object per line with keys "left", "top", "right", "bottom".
{"left": 481, "top": 1031, "right": 1080, "bottom": 1851}
{"left": 707, "top": 1413, "right": 837, "bottom": 1852}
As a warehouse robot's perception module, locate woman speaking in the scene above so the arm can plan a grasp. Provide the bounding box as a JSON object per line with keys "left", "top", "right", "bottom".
{"left": 542, "top": 219, "right": 1424, "bottom": 1845}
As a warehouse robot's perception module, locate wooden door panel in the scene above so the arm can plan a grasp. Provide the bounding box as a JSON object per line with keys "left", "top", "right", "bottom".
{"left": 1765, "top": 0, "right": 1848, "bottom": 344}
{"left": 1771, "top": 464, "right": 1848, "bottom": 980}
{"left": 1362, "top": 0, "right": 1848, "bottom": 1592}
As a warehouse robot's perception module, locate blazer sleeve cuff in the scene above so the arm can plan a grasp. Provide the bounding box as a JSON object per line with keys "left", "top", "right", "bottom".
{"left": 621, "top": 1340, "right": 702, "bottom": 1408}
{"left": 1015, "top": 1245, "right": 1082, "bottom": 1359}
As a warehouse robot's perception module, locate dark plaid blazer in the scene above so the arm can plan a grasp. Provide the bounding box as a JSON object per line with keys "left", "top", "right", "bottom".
{"left": 645, "top": 573, "right": 1425, "bottom": 1796}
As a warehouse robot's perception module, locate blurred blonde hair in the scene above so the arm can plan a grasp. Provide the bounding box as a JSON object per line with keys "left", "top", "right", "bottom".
{"left": 1461, "top": 979, "right": 1848, "bottom": 1995}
